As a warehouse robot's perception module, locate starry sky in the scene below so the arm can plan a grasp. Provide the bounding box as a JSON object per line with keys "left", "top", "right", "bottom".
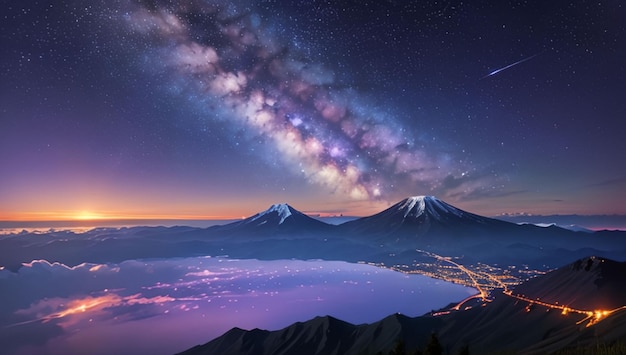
{"left": 1, "top": 0, "right": 625, "bottom": 220}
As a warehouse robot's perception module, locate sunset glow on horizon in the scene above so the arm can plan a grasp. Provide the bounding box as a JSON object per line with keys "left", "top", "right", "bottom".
{"left": 0, "top": 210, "right": 245, "bottom": 222}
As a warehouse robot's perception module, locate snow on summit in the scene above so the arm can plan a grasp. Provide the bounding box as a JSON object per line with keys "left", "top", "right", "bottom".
{"left": 250, "top": 203, "right": 293, "bottom": 224}
{"left": 397, "top": 196, "right": 463, "bottom": 220}
{"left": 399, "top": 196, "right": 430, "bottom": 218}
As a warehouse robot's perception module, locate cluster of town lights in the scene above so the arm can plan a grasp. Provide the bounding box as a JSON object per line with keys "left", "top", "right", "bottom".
{"left": 411, "top": 250, "right": 624, "bottom": 328}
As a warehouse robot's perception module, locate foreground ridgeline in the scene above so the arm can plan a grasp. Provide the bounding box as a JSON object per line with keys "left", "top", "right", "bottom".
{"left": 181, "top": 256, "right": 626, "bottom": 355}
{"left": 1, "top": 195, "right": 625, "bottom": 354}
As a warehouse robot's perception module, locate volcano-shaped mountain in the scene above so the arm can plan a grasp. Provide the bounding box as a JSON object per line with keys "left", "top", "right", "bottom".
{"left": 337, "top": 196, "right": 520, "bottom": 244}
{"left": 210, "top": 203, "right": 333, "bottom": 238}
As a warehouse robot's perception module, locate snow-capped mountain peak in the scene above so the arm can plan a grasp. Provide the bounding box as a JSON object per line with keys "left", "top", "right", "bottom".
{"left": 250, "top": 203, "right": 293, "bottom": 225}
{"left": 399, "top": 196, "right": 427, "bottom": 218}
{"left": 218, "top": 202, "right": 333, "bottom": 235}
{"left": 397, "top": 195, "right": 464, "bottom": 221}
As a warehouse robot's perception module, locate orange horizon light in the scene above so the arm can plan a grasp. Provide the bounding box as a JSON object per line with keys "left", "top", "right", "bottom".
{"left": 0, "top": 210, "right": 245, "bottom": 222}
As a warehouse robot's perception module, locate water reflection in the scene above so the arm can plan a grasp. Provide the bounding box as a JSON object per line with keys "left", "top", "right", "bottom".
{"left": 0, "top": 257, "right": 476, "bottom": 354}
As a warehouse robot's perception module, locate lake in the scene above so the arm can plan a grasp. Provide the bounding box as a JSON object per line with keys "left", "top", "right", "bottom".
{"left": 0, "top": 257, "right": 476, "bottom": 354}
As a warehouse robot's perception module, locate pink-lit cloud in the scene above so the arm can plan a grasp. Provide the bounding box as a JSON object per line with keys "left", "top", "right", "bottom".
{"left": 0, "top": 256, "right": 474, "bottom": 354}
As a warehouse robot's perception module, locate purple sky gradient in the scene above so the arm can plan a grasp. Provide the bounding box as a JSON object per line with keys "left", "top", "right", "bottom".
{"left": 1, "top": 0, "right": 625, "bottom": 219}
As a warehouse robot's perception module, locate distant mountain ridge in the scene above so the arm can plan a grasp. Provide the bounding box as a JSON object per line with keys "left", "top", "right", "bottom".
{"left": 2, "top": 195, "right": 625, "bottom": 272}
{"left": 497, "top": 214, "right": 626, "bottom": 231}
{"left": 516, "top": 222, "right": 595, "bottom": 233}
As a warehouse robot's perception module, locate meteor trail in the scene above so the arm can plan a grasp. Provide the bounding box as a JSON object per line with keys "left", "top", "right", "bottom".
{"left": 481, "top": 54, "right": 539, "bottom": 79}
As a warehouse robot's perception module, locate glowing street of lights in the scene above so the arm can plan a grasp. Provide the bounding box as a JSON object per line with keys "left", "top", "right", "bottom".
{"left": 365, "top": 250, "right": 626, "bottom": 328}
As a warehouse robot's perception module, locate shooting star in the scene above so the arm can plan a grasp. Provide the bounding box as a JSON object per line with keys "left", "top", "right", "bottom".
{"left": 481, "top": 54, "right": 539, "bottom": 79}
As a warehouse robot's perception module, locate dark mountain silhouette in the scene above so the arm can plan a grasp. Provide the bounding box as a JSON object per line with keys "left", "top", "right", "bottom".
{"left": 178, "top": 257, "right": 626, "bottom": 355}
{"left": 178, "top": 313, "right": 444, "bottom": 355}
{"left": 181, "top": 316, "right": 360, "bottom": 355}
{"left": 512, "top": 256, "right": 626, "bottom": 310}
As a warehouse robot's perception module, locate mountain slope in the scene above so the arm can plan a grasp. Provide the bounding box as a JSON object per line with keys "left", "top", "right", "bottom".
{"left": 512, "top": 256, "right": 626, "bottom": 310}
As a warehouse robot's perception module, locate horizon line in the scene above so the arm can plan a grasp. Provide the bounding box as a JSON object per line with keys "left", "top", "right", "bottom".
{"left": 3, "top": 212, "right": 626, "bottom": 223}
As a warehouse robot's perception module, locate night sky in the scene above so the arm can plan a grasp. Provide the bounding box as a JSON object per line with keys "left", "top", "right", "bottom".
{"left": 1, "top": 0, "right": 625, "bottom": 220}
